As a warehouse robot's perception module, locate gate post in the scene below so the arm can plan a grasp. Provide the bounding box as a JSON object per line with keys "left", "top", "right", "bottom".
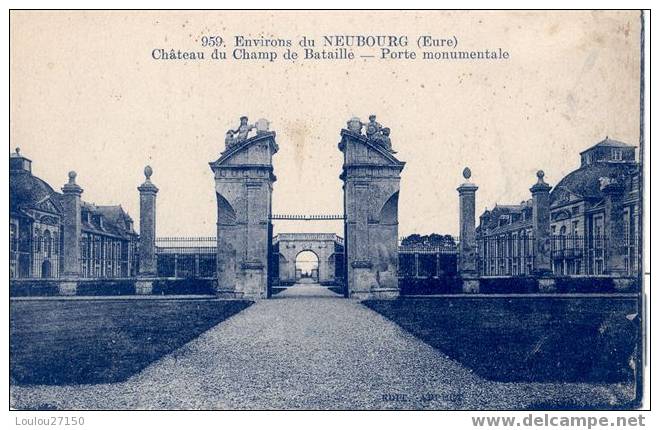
{"left": 530, "top": 170, "right": 555, "bottom": 292}
{"left": 339, "top": 116, "right": 405, "bottom": 299}
{"left": 457, "top": 167, "right": 479, "bottom": 293}
{"left": 60, "top": 171, "right": 83, "bottom": 295}
{"left": 210, "top": 118, "right": 277, "bottom": 300}
{"left": 136, "top": 166, "right": 158, "bottom": 295}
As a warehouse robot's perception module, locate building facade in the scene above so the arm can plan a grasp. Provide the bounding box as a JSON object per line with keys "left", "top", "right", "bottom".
{"left": 476, "top": 138, "right": 641, "bottom": 279}
{"left": 10, "top": 149, "right": 138, "bottom": 279}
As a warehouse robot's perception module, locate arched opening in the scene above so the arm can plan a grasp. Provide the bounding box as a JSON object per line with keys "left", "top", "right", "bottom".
{"left": 295, "top": 250, "right": 319, "bottom": 283}
{"left": 379, "top": 191, "right": 399, "bottom": 224}
{"left": 217, "top": 193, "right": 237, "bottom": 225}
{"left": 41, "top": 260, "right": 52, "bottom": 278}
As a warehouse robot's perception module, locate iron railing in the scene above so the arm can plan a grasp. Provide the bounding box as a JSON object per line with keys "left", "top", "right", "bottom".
{"left": 477, "top": 235, "right": 536, "bottom": 277}
{"left": 398, "top": 244, "right": 458, "bottom": 278}
{"left": 155, "top": 236, "right": 216, "bottom": 279}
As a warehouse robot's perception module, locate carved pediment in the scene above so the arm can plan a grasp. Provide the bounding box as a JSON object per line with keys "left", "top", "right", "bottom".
{"left": 339, "top": 130, "right": 405, "bottom": 170}
{"left": 36, "top": 198, "right": 60, "bottom": 215}
{"left": 552, "top": 209, "right": 572, "bottom": 222}
{"left": 209, "top": 132, "right": 278, "bottom": 169}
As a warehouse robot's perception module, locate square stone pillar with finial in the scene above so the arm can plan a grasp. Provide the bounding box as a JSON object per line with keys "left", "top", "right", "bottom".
{"left": 601, "top": 176, "right": 635, "bottom": 291}
{"left": 136, "top": 165, "right": 158, "bottom": 294}
{"left": 60, "top": 171, "right": 83, "bottom": 295}
{"left": 457, "top": 167, "right": 479, "bottom": 293}
{"left": 530, "top": 170, "right": 555, "bottom": 292}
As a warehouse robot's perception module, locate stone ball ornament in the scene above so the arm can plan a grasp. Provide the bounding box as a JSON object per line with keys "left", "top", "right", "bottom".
{"left": 144, "top": 165, "right": 153, "bottom": 180}
{"left": 68, "top": 171, "right": 77, "bottom": 182}
{"left": 463, "top": 167, "right": 472, "bottom": 180}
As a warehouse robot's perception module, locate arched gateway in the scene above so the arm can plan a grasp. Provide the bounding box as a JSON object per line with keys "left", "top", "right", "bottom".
{"left": 210, "top": 116, "right": 404, "bottom": 300}
{"left": 274, "top": 233, "right": 344, "bottom": 285}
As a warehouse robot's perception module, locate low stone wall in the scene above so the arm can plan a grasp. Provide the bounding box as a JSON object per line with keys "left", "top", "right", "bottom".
{"left": 10, "top": 280, "right": 60, "bottom": 297}
{"left": 398, "top": 276, "right": 640, "bottom": 295}
{"left": 10, "top": 278, "right": 216, "bottom": 297}
{"left": 398, "top": 276, "right": 463, "bottom": 295}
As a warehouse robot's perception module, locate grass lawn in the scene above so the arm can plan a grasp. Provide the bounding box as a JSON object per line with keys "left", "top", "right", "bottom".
{"left": 363, "top": 296, "right": 641, "bottom": 384}
{"left": 10, "top": 299, "right": 252, "bottom": 386}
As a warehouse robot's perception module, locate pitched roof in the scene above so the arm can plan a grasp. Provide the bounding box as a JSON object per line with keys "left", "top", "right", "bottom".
{"left": 579, "top": 137, "right": 634, "bottom": 155}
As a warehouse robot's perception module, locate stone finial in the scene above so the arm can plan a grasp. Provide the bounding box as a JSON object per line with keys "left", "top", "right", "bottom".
{"left": 62, "top": 170, "right": 83, "bottom": 194}
{"left": 530, "top": 169, "right": 551, "bottom": 194}
{"left": 15, "top": 147, "right": 20, "bottom": 155}
{"left": 255, "top": 118, "right": 270, "bottom": 135}
{"left": 138, "top": 165, "right": 158, "bottom": 193}
{"left": 457, "top": 167, "right": 478, "bottom": 193}
{"left": 346, "top": 117, "right": 363, "bottom": 133}
{"left": 536, "top": 170, "right": 546, "bottom": 184}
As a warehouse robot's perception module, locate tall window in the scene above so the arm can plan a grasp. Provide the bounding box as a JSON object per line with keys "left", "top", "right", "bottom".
{"left": 35, "top": 228, "right": 42, "bottom": 252}
{"left": 592, "top": 215, "right": 605, "bottom": 275}
{"left": 44, "top": 230, "right": 52, "bottom": 258}
{"left": 10, "top": 223, "right": 17, "bottom": 252}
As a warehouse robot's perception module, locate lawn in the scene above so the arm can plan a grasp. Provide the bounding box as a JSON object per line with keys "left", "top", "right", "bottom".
{"left": 363, "top": 296, "right": 641, "bottom": 384}
{"left": 10, "top": 299, "right": 252, "bottom": 386}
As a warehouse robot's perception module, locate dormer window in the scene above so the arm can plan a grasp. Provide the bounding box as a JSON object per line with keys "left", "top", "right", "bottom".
{"left": 612, "top": 148, "right": 623, "bottom": 160}
{"left": 93, "top": 214, "right": 104, "bottom": 229}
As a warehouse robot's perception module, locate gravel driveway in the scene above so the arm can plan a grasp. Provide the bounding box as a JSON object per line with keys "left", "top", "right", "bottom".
{"left": 10, "top": 284, "right": 635, "bottom": 410}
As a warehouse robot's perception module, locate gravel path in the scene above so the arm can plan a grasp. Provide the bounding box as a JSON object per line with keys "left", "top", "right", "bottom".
{"left": 11, "top": 284, "right": 635, "bottom": 410}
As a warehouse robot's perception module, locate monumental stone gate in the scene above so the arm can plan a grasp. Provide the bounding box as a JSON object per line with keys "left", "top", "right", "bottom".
{"left": 209, "top": 118, "right": 277, "bottom": 300}
{"left": 211, "top": 115, "right": 404, "bottom": 300}
{"left": 339, "top": 118, "right": 405, "bottom": 299}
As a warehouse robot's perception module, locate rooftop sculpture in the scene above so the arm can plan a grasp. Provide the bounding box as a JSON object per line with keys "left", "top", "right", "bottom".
{"left": 224, "top": 116, "right": 271, "bottom": 151}
{"left": 345, "top": 114, "right": 393, "bottom": 151}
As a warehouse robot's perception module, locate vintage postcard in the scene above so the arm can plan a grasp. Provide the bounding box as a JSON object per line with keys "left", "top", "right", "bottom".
{"left": 7, "top": 8, "right": 649, "bottom": 419}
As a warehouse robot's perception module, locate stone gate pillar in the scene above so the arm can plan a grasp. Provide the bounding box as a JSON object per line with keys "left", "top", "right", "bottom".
{"left": 601, "top": 176, "right": 634, "bottom": 291}
{"left": 210, "top": 121, "right": 277, "bottom": 300}
{"left": 136, "top": 166, "right": 158, "bottom": 294}
{"left": 339, "top": 116, "right": 405, "bottom": 299}
{"left": 60, "top": 171, "right": 83, "bottom": 295}
{"left": 530, "top": 170, "right": 555, "bottom": 292}
{"left": 457, "top": 167, "right": 479, "bottom": 293}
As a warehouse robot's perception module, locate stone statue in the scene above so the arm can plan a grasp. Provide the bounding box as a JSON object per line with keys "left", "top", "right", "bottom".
{"left": 375, "top": 127, "right": 392, "bottom": 150}
{"left": 365, "top": 114, "right": 382, "bottom": 140}
{"left": 345, "top": 114, "right": 394, "bottom": 151}
{"left": 225, "top": 129, "right": 238, "bottom": 148}
{"left": 225, "top": 116, "right": 255, "bottom": 149}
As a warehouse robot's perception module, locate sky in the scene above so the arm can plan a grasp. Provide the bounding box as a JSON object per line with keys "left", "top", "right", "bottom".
{"left": 10, "top": 11, "right": 642, "bottom": 238}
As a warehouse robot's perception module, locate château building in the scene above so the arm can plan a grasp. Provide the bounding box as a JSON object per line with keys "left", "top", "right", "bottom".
{"left": 476, "top": 138, "right": 641, "bottom": 278}
{"left": 9, "top": 148, "right": 138, "bottom": 279}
